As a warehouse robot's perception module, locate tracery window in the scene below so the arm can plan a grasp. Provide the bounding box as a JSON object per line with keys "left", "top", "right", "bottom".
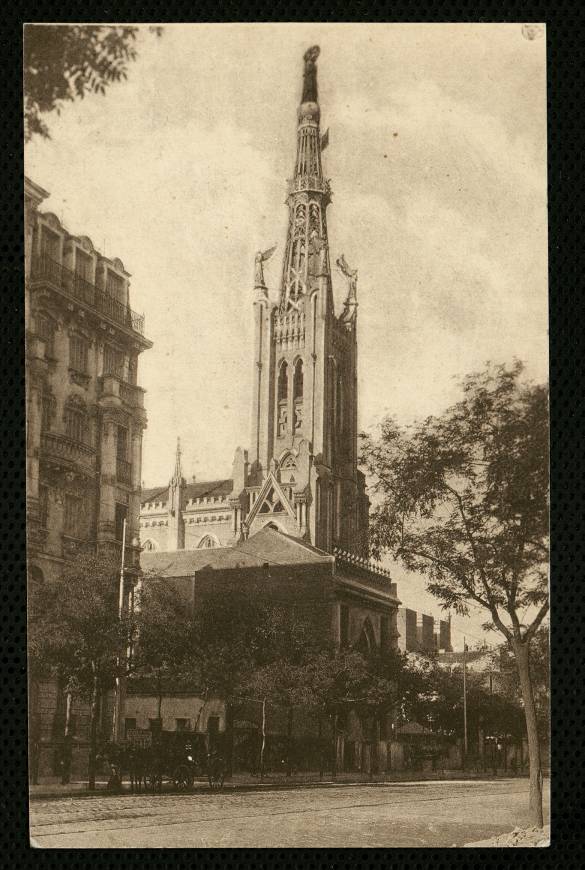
{"left": 277, "top": 361, "right": 288, "bottom": 437}
{"left": 293, "top": 359, "right": 304, "bottom": 431}
{"left": 198, "top": 535, "right": 218, "bottom": 549}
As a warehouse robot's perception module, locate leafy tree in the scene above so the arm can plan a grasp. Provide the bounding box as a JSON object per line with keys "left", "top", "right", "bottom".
{"left": 132, "top": 577, "right": 197, "bottom": 721}
{"left": 29, "top": 553, "right": 134, "bottom": 789}
{"left": 24, "top": 25, "right": 162, "bottom": 140}
{"left": 361, "top": 361, "right": 549, "bottom": 825}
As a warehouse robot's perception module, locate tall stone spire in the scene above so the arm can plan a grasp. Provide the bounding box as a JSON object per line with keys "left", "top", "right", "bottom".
{"left": 168, "top": 437, "right": 185, "bottom": 549}
{"left": 280, "top": 45, "right": 332, "bottom": 313}
{"left": 244, "top": 46, "right": 369, "bottom": 555}
{"left": 172, "top": 436, "right": 183, "bottom": 484}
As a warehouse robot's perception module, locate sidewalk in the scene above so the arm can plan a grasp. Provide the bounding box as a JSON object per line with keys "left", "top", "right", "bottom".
{"left": 29, "top": 769, "right": 528, "bottom": 801}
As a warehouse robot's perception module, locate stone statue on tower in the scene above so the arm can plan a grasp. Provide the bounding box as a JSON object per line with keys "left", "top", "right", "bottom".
{"left": 302, "top": 45, "right": 320, "bottom": 103}
{"left": 254, "top": 245, "right": 277, "bottom": 289}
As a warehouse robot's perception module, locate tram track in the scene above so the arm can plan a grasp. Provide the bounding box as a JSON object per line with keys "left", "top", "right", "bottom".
{"left": 30, "top": 784, "right": 530, "bottom": 839}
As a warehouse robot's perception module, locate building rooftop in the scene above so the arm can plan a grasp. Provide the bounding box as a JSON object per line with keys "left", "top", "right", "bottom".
{"left": 141, "top": 526, "right": 334, "bottom": 577}
{"left": 141, "top": 478, "right": 234, "bottom": 507}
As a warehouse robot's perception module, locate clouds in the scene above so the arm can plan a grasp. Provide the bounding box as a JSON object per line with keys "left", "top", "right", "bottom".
{"left": 25, "top": 23, "right": 547, "bottom": 491}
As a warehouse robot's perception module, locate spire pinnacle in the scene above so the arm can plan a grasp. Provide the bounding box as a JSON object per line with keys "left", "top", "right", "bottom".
{"left": 172, "top": 436, "right": 183, "bottom": 483}
{"left": 279, "top": 47, "right": 331, "bottom": 312}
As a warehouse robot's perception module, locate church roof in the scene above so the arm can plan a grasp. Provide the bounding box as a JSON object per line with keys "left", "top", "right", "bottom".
{"left": 141, "top": 526, "right": 334, "bottom": 577}
{"left": 233, "top": 526, "right": 335, "bottom": 568}
{"left": 140, "top": 478, "right": 234, "bottom": 507}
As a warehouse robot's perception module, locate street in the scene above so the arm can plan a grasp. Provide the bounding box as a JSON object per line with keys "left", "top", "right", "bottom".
{"left": 29, "top": 778, "right": 550, "bottom": 848}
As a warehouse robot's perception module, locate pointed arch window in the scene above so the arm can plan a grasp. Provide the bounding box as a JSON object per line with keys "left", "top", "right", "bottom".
{"left": 293, "top": 358, "right": 304, "bottom": 432}
{"left": 277, "top": 361, "right": 288, "bottom": 437}
{"left": 198, "top": 534, "right": 219, "bottom": 549}
{"left": 356, "top": 618, "right": 377, "bottom": 655}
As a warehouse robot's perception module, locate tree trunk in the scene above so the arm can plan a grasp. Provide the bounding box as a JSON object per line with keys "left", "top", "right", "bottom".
{"left": 225, "top": 701, "right": 234, "bottom": 778}
{"left": 88, "top": 672, "right": 99, "bottom": 791}
{"left": 513, "top": 639, "right": 544, "bottom": 827}
{"left": 318, "top": 711, "right": 323, "bottom": 781}
{"left": 332, "top": 713, "right": 338, "bottom": 779}
{"left": 157, "top": 672, "right": 163, "bottom": 722}
{"left": 286, "top": 705, "right": 293, "bottom": 777}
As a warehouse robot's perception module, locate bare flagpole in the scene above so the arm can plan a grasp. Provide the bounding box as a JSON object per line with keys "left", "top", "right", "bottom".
{"left": 112, "top": 518, "right": 127, "bottom": 743}
{"left": 260, "top": 698, "right": 266, "bottom": 781}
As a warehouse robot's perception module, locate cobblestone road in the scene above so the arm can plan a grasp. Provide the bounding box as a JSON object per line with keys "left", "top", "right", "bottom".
{"left": 30, "top": 778, "right": 550, "bottom": 848}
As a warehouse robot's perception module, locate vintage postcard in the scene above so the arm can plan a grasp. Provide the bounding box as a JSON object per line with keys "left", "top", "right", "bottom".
{"left": 25, "top": 23, "right": 549, "bottom": 847}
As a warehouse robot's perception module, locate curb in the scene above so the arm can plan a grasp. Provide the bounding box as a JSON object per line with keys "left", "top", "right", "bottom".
{"left": 29, "top": 774, "right": 527, "bottom": 802}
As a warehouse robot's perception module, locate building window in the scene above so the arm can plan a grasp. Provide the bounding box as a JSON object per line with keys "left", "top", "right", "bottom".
{"left": 106, "top": 270, "right": 124, "bottom": 302}
{"left": 40, "top": 390, "right": 56, "bottom": 432}
{"left": 36, "top": 313, "right": 55, "bottom": 357}
{"left": 149, "top": 718, "right": 162, "bottom": 731}
{"left": 41, "top": 227, "right": 60, "bottom": 260}
{"left": 69, "top": 334, "right": 89, "bottom": 374}
{"left": 104, "top": 344, "right": 124, "bottom": 378}
{"left": 380, "top": 616, "right": 389, "bottom": 651}
{"left": 293, "top": 358, "right": 304, "bottom": 399}
{"left": 116, "top": 427, "right": 131, "bottom": 484}
{"left": 198, "top": 535, "right": 218, "bottom": 549}
{"left": 128, "top": 355, "right": 137, "bottom": 385}
{"left": 116, "top": 426, "right": 128, "bottom": 462}
{"left": 64, "top": 493, "right": 83, "bottom": 538}
{"left": 277, "top": 361, "right": 288, "bottom": 437}
{"left": 340, "top": 605, "right": 350, "bottom": 647}
{"left": 293, "top": 359, "right": 304, "bottom": 431}
{"left": 124, "top": 718, "right": 137, "bottom": 738}
{"left": 176, "top": 718, "right": 190, "bottom": 732}
{"left": 39, "top": 485, "right": 49, "bottom": 529}
{"left": 64, "top": 403, "right": 87, "bottom": 443}
{"left": 115, "top": 503, "right": 128, "bottom": 541}
{"left": 75, "top": 249, "right": 91, "bottom": 281}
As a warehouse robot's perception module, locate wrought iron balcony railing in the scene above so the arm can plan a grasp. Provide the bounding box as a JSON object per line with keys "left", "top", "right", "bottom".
{"left": 31, "top": 254, "right": 145, "bottom": 336}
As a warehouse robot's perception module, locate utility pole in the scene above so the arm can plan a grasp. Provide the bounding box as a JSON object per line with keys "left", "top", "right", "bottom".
{"left": 259, "top": 698, "right": 266, "bottom": 781}
{"left": 112, "top": 519, "right": 127, "bottom": 743}
{"left": 462, "top": 636, "right": 468, "bottom": 766}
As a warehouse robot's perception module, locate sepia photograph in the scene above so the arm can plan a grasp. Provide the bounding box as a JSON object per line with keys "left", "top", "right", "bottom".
{"left": 25, "top": 22, "right": 549, "bottom": 848}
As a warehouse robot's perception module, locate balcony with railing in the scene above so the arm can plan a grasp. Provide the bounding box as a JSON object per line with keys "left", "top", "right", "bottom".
{"left": 116, "top": 457, "right": 132, "bottom": 485}
{"left": 287, "top": 174, "right": 331, "bottom": 198}
{"left": 30, "top": 254, "right": 146, "bottom": 336}
{"left": 98, "top": 374, "right": 145, "bottom": 409}
{"left": 41, "top": 431, "right": 96, "bottom": 469}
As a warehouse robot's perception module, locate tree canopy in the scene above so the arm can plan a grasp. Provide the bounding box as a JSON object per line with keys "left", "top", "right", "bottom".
{"left": 361, "top": 360, "right": 549, "bottom": 825}
{"left": 24, "top": 25, "right": 162, "bottom": 140}
{"left": 361, "top": 361, "right": 549, "bottom": 644}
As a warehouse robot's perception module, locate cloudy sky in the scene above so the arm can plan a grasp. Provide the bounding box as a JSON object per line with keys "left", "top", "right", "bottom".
{"left": 26, "top": 24, "right": 547, "bottom": 646}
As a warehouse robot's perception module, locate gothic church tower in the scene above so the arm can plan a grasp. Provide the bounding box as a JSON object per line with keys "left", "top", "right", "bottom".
{"left": 232, "top": 46, "right": 369, "bottom": 554}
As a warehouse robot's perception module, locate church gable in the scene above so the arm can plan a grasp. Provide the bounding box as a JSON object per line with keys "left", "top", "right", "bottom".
{"left": 245, "top": 473, "right": 296, "bottom": 531}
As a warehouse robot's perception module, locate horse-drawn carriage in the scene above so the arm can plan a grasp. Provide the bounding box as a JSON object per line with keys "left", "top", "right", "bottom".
{"left": 101, "top": 728, "right": 225, "bottom": 793}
